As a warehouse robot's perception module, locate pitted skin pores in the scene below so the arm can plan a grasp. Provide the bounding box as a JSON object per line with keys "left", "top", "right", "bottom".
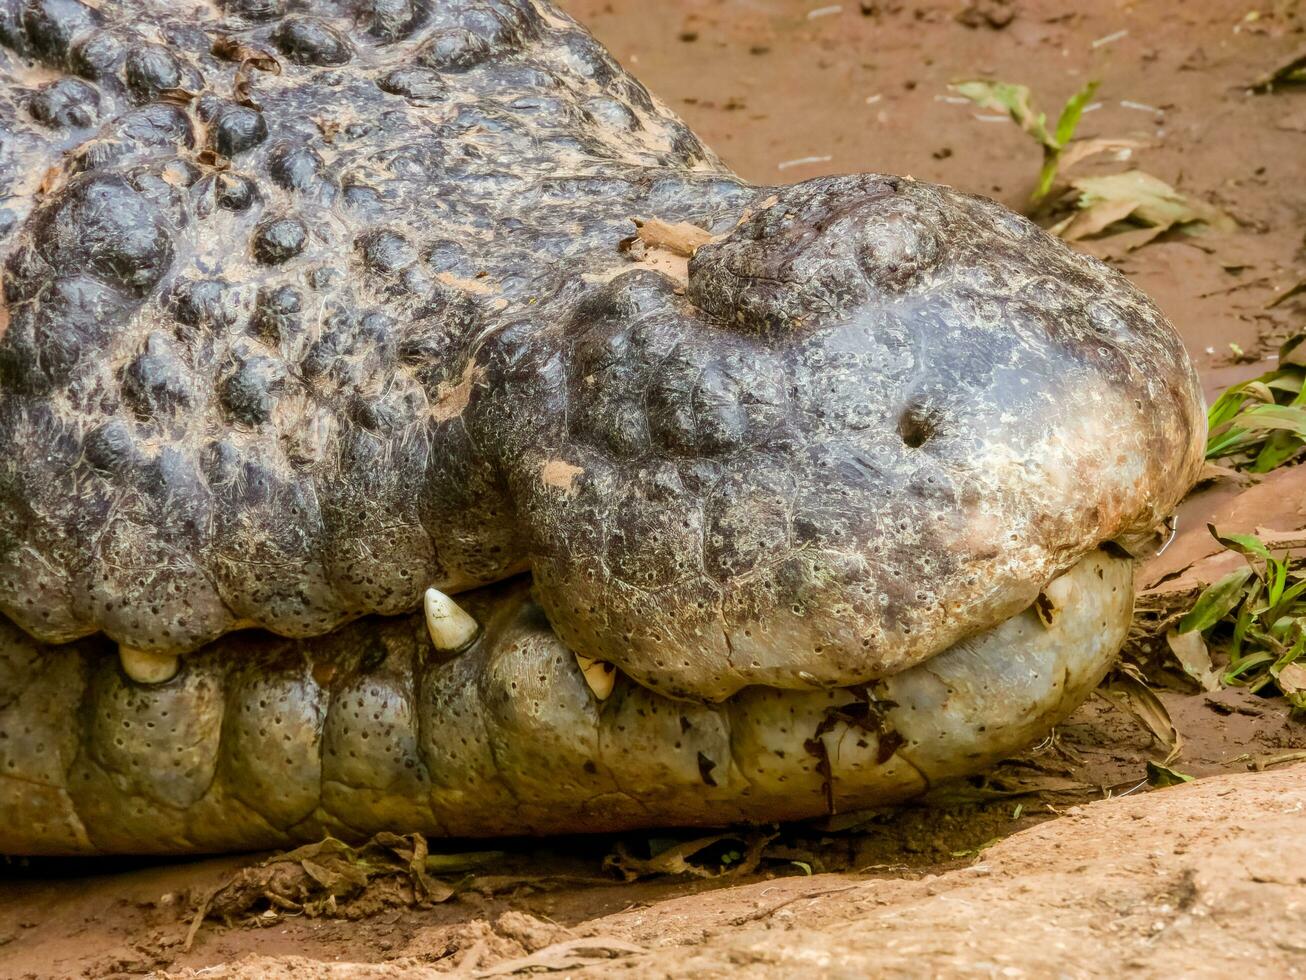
{"left": 0, "top": 0, "right": 1202, "bottom": 700}
{"left": 513, "top": 178, "right": 1203, "bottom": 699}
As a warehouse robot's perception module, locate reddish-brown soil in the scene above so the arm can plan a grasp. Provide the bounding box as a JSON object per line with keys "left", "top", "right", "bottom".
{"left": 4, "top": 1, "right": 1306, "bottom": 976}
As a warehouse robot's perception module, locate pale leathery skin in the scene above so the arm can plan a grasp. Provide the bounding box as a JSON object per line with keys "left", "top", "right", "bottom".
{"left": 0, "top": 550, "right": 1130, "bottom": 856}
{"left": 0, "top": 0, "right": 1206, "bottom": 853}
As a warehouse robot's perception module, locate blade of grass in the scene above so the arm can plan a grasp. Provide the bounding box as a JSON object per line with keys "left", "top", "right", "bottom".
{"left": 1177, "top": 566, "right": 1253, "bottom": 633}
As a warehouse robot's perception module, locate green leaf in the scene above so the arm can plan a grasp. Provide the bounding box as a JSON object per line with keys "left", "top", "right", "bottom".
{"left": 1177, "top": 566, "right": 1254, "bottom": 633}
{"left": 1205, "top": 364, "right": 1306, "bottom": 466}
{"left": 1070, "top": 171, "right": 1236, "bottom": 233}
{"left": 1270, "top": 556, "right": 1290, "bottom": 607}
{"left": 1268, "top": 582, "right": 1306, "bottom": 627}
{"left": 1207, "top": 385, "right": 1253, "bottom": 430}
{"left": 1232, "top": 403, "right": 1306, "bottom": 435}
{"left": 1271, "top": 632, "right": 1306, "bottom": 676}
{"left": 1146, "top": 760, "right": 1195, "bottom": 788}
{"left": 1053, "top": 80, "right": 1100, "bottom": 148}
{"left": 949, "top": 80, "right": 1053, "bottom": 147}
{"left": 1231, "top": 590, "right": 1259, "bottom": 657}
{"left": 1247, "top": 629, "right": 1289, "bottom": 658}
{"left": 1226, "top": 650, "right": 1276, "bottom": 683}
{"left": 1206, "top": 427, "right": 1254, "bottom": 459}
{"left": 1208, "top": 525, "right": 1272, "bottom": 561}
{"left": 1034, "top": 155, "right": 1061, "bottom": 201}
{"left": 1027, "top": 80, "right": 1102, "bottom": 202}
{"left": 1251, "top": 431, "right": 1305, "bottom": 472}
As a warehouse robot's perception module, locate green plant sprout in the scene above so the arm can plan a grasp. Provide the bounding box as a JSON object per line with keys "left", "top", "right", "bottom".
{"left": 1206, "top": 333, "right": 1306, "bottom": 472}
{"left": 950, "top": 78, "right": 1100, "bottom": 200}
{"left": 1178, "top": 527, "right": 1306, "bottom": 709}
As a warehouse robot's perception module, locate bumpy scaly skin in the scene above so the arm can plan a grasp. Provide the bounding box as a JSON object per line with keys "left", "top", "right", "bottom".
{"left": 0, "top": 0, "right": 1202, "bottom": 854}
{"left": 0, "top": 550, "right": 1130, "bottom": 856}
{"left": 0, "top": 0, "right": 1202, "bottom": 703}
{"left": 0, "top": 0, "right": 745, "bottom": 655}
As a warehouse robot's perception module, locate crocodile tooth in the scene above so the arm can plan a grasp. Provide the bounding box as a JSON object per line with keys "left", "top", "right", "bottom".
{"left": 576, "top": 653, "right": 617, "bottom": 700}
{"left": 424, "top": 587, "right": 479, "bottom": 652}
{"left": 119, "top": 645, "right": 179, "bottom": 685}
{"left": 1035, "top": 571, "right": 1078, "bottom": 629}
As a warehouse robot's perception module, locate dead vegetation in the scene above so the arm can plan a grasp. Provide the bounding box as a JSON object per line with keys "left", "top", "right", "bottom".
{"left": 949, "top": 78, "right": 1235, "bottom": 253}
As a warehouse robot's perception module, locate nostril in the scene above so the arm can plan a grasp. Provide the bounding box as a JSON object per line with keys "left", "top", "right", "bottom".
{"left": 898, "top": 404, "right": 937, "bottom": 449}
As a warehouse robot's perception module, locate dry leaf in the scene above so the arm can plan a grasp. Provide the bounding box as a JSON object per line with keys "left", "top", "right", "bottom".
{"left": 955, "top": 0, "right": 1016, "bottom": 30}
{"left": 1276, "top": 662, "right": 1306, "bottom": 695}
{"left": 1195, "top": 462, "right": 1254, "bottom": 487}
{"left": 1058, "top": 197, "right": 1141, "bottom": 242}
{"left": 203, "top": 833, "right": 477, "bottom": 923}
{"left": 1140, "top": 464, "right": 1306, "bottom": 590}
{"left": 632, "top": 217, "right": 716, "bottom": 257}
{"left": 1267, "top": 277, "right": 1306, "bottom": 309}
{"left": 1098, "top": 664, "right": 1182, "bottom": 763}
{"left": 476, "top": 937, "right": 645, "bottom": 977}
{"left": 157, "top": 87, "right": 199, "bottom": 105}
{"left": 1060, "top": 170, "right": 1235, "bottom": 245}
{"left": 1165, "top": 630, "right": 1220, "bottom": 691}
{"left": 1252, "top": 528, "right": 1306, "bottom": 550}
{"left": 923, "top": 772, "right": 1093, "bottom": 804}
{"left": 1248, "top": 750, "right": 1306, "bottom": 771}
{"left": 211, "top": 36, "right": 282, "bottom": 73}
{"left": 604, "top": 832, "right": 774, "bottom": 881}
{"left": 1057, "top": 137, "right": 1142, "bottom": 174}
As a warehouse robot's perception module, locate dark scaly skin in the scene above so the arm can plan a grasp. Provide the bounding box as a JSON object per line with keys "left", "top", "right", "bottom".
{"left": 0, "top": 0, "right": 1203, "bottom": 702}
{"left": 0, "top": 0, "right": 750, "bottom": 670}
{"left": 0, "top": 1, "right": 1204, "bottom": 854}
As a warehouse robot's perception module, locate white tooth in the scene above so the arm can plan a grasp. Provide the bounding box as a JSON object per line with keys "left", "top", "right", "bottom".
{"left": 1035, "top": 572, "right": 1079, "bottom": 629}
{"left": 424, "top": 587, "right": 479, "bottom": 652}
{"left": 576, "top": 653, "right": 617, "bottom": 700}
{"left": 119, "top": 645, "right": 179, "bottom": 685}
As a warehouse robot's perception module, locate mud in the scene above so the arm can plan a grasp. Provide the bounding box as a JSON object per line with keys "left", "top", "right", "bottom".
{"left": 4, "top": 0, "right": 1306, "bottom": 976}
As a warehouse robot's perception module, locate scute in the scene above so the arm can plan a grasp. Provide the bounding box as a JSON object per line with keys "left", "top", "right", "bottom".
{"left": 0, "top": 1, "right": 1200, "bottom": 710}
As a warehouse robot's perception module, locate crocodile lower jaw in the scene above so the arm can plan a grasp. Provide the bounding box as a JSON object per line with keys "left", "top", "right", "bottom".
{"left": 0, "top": 550, "right": 1130, "bottom": 856}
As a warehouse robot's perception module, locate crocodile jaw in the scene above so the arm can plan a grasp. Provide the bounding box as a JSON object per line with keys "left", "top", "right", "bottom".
{"left": 0, "top": 550, "right": 1129, "bottom": 855}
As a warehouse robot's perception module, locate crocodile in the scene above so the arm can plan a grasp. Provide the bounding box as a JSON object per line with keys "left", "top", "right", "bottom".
{"left": 0, "top": 0, "right": 1203, "bottom": 855}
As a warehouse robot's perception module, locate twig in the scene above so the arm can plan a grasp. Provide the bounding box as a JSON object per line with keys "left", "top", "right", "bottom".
{"left": 1250, "top": 751, "right": 1306, "bottom": 772}
{"left": 183, "top": 886, "right": 219, "bottom": 953}
{"left": 1197, "top": 275, "right": 1272, "bottom": 299}
{"left": 1092, "top": 29, "right": 1128, "bottom": 48}
{"left": 727, "top": 884, "right": 861, "bottom": 926}
{"left": 777, "top": 155, "right": 832, "bottom": 170}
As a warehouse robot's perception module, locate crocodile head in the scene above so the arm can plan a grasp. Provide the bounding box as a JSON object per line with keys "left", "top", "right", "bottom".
{"left": 0, "top": 0, "right": 1207, "bottom": 856}
{"left": 487, "top": 175, "right": 1204, "bottom": 700}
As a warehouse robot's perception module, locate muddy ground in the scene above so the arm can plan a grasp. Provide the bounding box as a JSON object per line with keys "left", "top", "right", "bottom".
{"left": 4, "top": 0, "right": 1306, "bottom": 976}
